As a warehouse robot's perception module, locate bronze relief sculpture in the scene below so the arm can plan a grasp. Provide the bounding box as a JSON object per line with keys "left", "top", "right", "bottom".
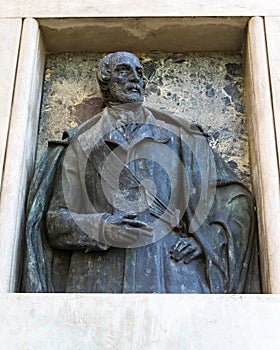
{"left": 22, "top": 52, "right": 261, "bottom": 293}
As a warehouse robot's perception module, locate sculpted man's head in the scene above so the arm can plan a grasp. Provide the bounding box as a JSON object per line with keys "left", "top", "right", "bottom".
{"left": 97, "top": 51, "right": 145, "bottom": 104}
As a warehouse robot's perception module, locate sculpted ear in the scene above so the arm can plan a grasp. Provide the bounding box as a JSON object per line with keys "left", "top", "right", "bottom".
{"left": 96, "top": 53, "right": 113, "bottom": 90}
{"left": 142, "top": 75, "right": 147, "bottom": 89}
{"left": 96, "top": 62, "right": 112, "bottom": 100}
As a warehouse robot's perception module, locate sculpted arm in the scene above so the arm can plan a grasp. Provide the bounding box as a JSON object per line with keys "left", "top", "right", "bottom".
{"left": 46, "top": 139, "right": 109, "bottom": 252}
{"left": 45, "top": 149, "right": 110, "bottom": 252}
{"left": 46, "top": 142, "right": 152, "bottom": 251}
{"left": 47, "top": 208, "right": 109, "bottom": 252}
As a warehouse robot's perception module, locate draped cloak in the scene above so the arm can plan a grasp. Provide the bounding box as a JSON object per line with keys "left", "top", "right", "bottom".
{"left": 21, "top": 105, "right": 261, "bottom": 293}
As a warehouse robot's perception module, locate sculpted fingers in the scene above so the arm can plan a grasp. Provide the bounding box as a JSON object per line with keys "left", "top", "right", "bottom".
{"left": 102, "top": 220, "right": 153, "bottom": 247}
{"left": 184, "top": 249, "right": 201, "bottom": 265}
{"left": 170, "top": 237, "right": 186, "bottom": 255}
{"left": 121, "top": 218, "right": 153, "bottom": 232}
{"left": 170, "top": 238, "right": 190, "bottom": 257}
{"left": 170, "top": 237, "right": 203, "bottom": 263}
{"left": 104, "top": 225, "right": 135, "bottom": 244}
{"left": 171, "top": 244, "right": 193, "bottom": 261}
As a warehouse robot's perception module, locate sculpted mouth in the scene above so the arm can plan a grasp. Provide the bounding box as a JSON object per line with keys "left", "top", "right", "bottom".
{"left": 126, "top": 84, "right": 141, "bottom": 94}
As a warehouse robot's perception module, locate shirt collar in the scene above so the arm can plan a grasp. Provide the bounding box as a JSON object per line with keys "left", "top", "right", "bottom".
{"left": 77, "top": 105, "right": 171, "bottom": 155}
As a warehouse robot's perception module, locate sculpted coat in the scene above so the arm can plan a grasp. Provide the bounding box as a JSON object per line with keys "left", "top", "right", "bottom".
{"left": 22, "top": 105, "right": 260, "bottom": 293}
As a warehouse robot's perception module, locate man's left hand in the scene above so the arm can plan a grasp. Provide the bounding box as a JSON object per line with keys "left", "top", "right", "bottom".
{"left": 170, "top": 237, "right": 203, "bottom": 264}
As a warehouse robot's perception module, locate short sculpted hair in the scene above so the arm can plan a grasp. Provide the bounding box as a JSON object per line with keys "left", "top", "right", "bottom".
{"left": 96, "top": 52, "right": 146, "bottom": 102}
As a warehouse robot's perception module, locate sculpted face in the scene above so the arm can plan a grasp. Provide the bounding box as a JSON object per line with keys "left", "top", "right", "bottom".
{"left": 107, "top": 53, "right": 144, "bottom": 104}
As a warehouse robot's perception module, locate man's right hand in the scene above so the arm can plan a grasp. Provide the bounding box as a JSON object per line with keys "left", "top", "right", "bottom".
{"left": 101, "top": 213, "right": 153, "bottom": 247}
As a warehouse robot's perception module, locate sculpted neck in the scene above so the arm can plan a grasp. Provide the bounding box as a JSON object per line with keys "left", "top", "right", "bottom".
{"left": 107, "top": 102, "right": 145, "bottom": 124}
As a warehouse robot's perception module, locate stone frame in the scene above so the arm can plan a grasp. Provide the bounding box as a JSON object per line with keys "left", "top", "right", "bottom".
{"left": 0, "top": 16, "right": 278, "bottom": 293}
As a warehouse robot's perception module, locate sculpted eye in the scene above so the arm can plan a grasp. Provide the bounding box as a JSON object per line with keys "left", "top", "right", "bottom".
{"left": 115, "top": 64, "right": 130, "bottom": 75}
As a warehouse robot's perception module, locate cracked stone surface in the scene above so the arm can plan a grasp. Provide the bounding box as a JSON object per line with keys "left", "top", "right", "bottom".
{"left": 38, "top": 52, "right": 250, "bottom": 187}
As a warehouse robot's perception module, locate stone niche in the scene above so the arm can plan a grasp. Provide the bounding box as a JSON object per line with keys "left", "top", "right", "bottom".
{"left": 1, "top": 16, "right": 277, "bottom": 294}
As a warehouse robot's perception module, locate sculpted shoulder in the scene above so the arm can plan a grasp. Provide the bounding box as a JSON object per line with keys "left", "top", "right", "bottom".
{"left": 144, "top": 106, "right": 209, "bottom": 138}
{"left": 62, "top": 110, "right": 105, "bottom": 144}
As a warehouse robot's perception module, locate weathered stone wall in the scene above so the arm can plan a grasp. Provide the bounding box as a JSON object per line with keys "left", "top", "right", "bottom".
{"left": 38, "top": 52, "right": 250, "bottom": 187}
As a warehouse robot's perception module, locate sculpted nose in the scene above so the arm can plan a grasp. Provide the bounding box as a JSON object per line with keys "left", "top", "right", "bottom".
{"left": 129, "top": 68, "right": 140, "bottom": 82}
